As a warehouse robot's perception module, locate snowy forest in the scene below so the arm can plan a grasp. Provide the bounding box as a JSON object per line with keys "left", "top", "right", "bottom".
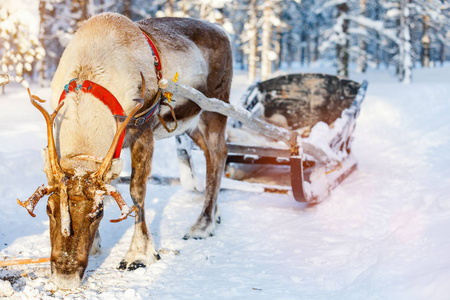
{"left": 1, "top": 1, "right": 450, "bottom": 298}
{"left": 1, "top": 0, "right": 450, "bottom": 88}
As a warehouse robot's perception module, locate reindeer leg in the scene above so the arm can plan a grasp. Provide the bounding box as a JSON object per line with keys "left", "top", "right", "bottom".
{"left": 184, "top": 111, "right": 227, "bottom": 239}
{"left": 118, "top": 127, "right": 159, "bottom": 271}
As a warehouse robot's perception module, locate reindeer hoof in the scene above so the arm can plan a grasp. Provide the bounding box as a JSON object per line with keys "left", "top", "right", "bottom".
{"left": 117, "top": 259, "right": 146, "bottom": 271}
{"left": 184, "top": 213, "right": 218, "bottom": 240}
{"left": 118, "top": 253, "right": 160, "bottom": 271}
{"left": 117, "top": 259, "right": 128, "bottom": 270}
{"left": 183, "top": 232, "right": 214, "bottom": 240}
{"left": 127, "top": 261, "right": 146, "bottom": 271}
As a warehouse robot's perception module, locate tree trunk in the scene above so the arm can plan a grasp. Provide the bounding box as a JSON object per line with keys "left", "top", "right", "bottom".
{"left": 336, "top": 3, "right": 349, "bottom": 77}
{"left": 421, "top": 14, "right": 431, "bottom": 67}
{"left": 286, "top": 32, "right": 293, "bottom": 68}
{"left": 274, "top": 26, "right": 282, "bottom": 71}
{"left": 399, "top": 0, "right": 413, "bottom": 83}
{"left": 300, "top": 30, "right": 306, "bottom": 66}
{"left": 313, "top": 19, "right": 319, "bottom": 62}
{"left": 123, "top": 0, "right": 132, "bottom": 19}
{"left": 38, "top": 0, "right": 47, "bottom": 83}
{"left": 261, "top": 1, "right": 273, "bottom": 81}
{"left": 72, "top": 0, "right": 89, "bottom": 29}
{"left": 374, "top": 0, "right": 381, "bottom": 69}
{"left": 357, "top": 0, "right": 367, "bottom": 73}
{"left": 167, "top": 0, "right": 174, "bottom": 17}
{"left": 306, "top": 31, "right": 311, "bottom": 66}
{"left": 248, "top": 0, "right": 258, "bottom": 83}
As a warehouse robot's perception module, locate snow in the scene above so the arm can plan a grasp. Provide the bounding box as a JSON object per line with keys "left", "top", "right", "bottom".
{"left": 0, "top": 279, "right": 14, "bottom": 297}
{"left": 88, "top": 190, "right": 105, "bottom": 219}
{"left": 1, "top": 63, "right": 450, "bottom": 299}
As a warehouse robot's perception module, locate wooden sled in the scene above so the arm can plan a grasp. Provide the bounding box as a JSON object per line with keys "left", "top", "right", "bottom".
{"left": 159, "top": 73, "right": 368, "bottom": 203}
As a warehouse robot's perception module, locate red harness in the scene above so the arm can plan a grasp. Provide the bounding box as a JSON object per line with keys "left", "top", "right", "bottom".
{"left": 141, "top": 31, "right": 162, "bottom": 82}
{"left": 58, "top": 32, "right": 162, "bottom": 159}
{"left": 58, "top": 79, "right": 126, "bottom": 159}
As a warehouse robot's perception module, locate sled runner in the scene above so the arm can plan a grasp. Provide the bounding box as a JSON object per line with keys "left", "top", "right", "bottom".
{"left": 159, "top": 73, "right": 368, "bottom": 203}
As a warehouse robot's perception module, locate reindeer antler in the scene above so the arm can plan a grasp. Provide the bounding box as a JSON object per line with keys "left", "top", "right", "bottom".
{"left": 105, "top": 184, "right": 137, "bottom": 223}
{"left": 93, "top": 73, "right": 146, "bottom": 180}
{"left": 87, "top": 74, "right": 144, "bottom": 222}
{"left": 21, "top": 83, "right": 141, "bottom": 230}
{"left": 18, "top": 91, "right": 65, "bottom": 217}
{"left": 28, "top": 89, "right": 65, "bottom": 181}
{"left": 92, "top": 98, "right": 143, "bottom": 180}
{"left": 17, "top": 185, "right": 56, "bottom": 217}
{"left": 87, "top": 185, "right": 137, "bottom": 222}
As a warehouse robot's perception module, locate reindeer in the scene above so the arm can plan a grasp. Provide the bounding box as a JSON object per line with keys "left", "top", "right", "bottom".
{"left": 17, "top": 13, "right": 232, "bottom": 289}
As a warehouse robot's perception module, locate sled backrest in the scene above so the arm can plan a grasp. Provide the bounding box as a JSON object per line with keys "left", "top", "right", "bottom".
{"left": 240, "top": 73, "right": 361, "bottom": 131}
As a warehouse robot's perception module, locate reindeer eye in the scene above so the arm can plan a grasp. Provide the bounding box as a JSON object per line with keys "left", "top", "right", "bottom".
{"left": 96, "top": 211, "right": 103, "bottom": 220}
{"left": 93, "top": 207, "right": 104, "bottom": 219}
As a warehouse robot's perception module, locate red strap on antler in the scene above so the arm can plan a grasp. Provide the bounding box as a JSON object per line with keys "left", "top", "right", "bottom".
{"left": 58, "top": 80, "right": 125, "bottom": 159}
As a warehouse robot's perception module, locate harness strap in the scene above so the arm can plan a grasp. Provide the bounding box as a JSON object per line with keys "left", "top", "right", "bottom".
{"left": 157, "top": 102, "right": 178, "bottom": 133}
{"left": 115, "top": 90, "right": 162, "bottom": 126}
{"left": 58, "top": 79, "right": 126, "bottom": 159}
{"left": 141, "top": 30, "right": 162, "bottom": 82}
{"left": 57, "top": 31, "right": 168, "bottom": 160}
{"left": 140, "top": 30, "right": 178, "bottom": 133}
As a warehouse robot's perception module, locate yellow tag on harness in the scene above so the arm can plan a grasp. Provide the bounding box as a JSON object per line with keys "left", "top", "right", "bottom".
{"left": 164, "top": 72, "right": 178, "bottom": 103}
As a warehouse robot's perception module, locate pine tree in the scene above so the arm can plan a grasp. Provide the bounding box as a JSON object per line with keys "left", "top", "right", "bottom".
{"left": 7, "top": 0, "right": 448, "bottom": 85}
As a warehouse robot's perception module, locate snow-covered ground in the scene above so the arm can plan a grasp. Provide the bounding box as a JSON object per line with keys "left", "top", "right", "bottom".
{"left": 1, "top": 63, "right": 450, "bottom": 299}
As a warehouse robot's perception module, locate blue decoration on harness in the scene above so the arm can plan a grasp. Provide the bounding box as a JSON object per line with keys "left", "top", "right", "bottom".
{"left": 64, "top": 78, "right": 92, "bottom": 94}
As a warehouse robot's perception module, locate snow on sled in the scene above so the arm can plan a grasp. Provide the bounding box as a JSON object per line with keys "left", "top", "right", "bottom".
{"left": 158, "top": 73, "right": 368, "bottom": 204}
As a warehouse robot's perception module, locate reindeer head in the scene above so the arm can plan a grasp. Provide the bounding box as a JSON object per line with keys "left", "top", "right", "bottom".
{"left": 17, "top": 90, "right": 143, "bottom": 289}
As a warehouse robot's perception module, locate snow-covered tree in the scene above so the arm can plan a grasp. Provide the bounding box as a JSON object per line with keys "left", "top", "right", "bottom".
{"left": 15, "top": 0, "right": 448, "bottom": 84}
{"left": 0, "top": 5, "right": 45, "bottom": 89}
{"left": 314, "top": 0, "right": 355, "bottom": 77}
{"left": 416, "top": 0, "right": 450, "bottom": 66}
{"left": 38, "top": 0, "right": 91, "bottom": 82}
{"left": 238, "top": 0, "right": 285, "bottom": 82}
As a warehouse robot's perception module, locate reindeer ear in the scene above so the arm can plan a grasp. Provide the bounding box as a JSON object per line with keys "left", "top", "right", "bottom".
{"left": 41, "top": 148, "right": 53, "bottom": 183}
{"left": 104, "top": 158, "right": 124, "bottom": 182}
